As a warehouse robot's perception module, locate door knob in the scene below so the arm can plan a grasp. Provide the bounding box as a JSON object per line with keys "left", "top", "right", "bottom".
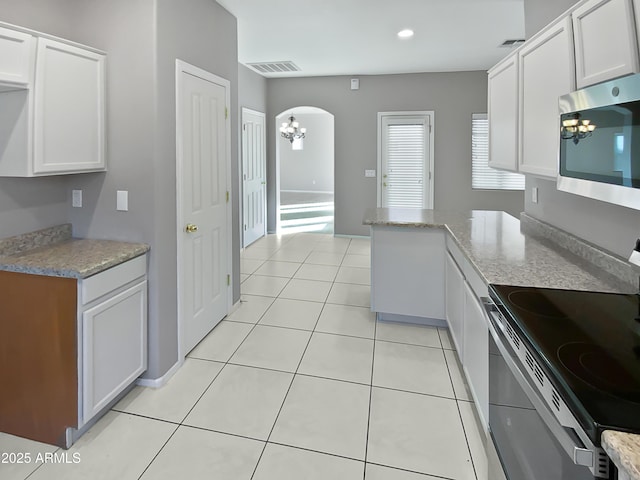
{"left": 185, "top": 223, "right": 198, "bottom": 233}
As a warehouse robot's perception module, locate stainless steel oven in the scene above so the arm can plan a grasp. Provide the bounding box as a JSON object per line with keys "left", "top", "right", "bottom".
{"left": 484, "top": 298, "right": 614, "bottom": 480}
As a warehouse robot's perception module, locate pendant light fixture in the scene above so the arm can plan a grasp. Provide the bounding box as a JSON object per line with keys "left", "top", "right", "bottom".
{"left": 279, "top": 115, "right": 307, "bottom": 143}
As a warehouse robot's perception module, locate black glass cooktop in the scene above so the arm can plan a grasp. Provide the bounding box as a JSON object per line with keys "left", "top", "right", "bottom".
{"left": 489, "top": 284, "right": 640, "bottom": 444}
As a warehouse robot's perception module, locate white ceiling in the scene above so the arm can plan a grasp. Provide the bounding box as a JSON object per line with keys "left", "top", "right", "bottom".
{"left": 216, "top": 0, "right": 525, "bottom": 78}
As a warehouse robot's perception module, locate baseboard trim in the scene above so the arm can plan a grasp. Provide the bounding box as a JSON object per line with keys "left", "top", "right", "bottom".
{"left": 376, "top": 312, "right": 447, "bottom": 328}
{"left": 136, "top": 359, "right": 183, "bottom": 389}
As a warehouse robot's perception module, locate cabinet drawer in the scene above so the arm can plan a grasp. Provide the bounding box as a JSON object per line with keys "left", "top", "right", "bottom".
{"left": 0, "top": 27, "right": 34, "bottom": 86}
{"left": 81, "top": 255, "right": 146, "bottom": 305}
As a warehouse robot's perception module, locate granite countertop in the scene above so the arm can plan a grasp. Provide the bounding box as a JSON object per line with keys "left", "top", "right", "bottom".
{"left": 364, "top": 207, "right": 634, "bottom": 293}
{"left": 0, "top": 225, "right": 149, "bottom": 279}
{"left": 364, "top": 207, "right": 640, "bottom": 479}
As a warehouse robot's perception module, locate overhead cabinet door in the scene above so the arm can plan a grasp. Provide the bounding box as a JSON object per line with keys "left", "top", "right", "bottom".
{"left": 573, "top": 0, "right": 639, "bottom": 88}
{"left": 518, "top": 18, "right": 575, "bottom": 178}
{"left": 488, "top": 55, "right": 519, "bottom": 172}
{"left": 33, "top": 38, "right": 105, "bottom": 175}
{"left": 0, "top": 27, "right": 34, "bottom": 86}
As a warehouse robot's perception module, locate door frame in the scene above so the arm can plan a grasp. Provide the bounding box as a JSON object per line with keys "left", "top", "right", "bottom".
{"left": 241, "top": 107, "right": 267, "bottom": 247}
{"left": 376, "top": 111, "right": 435, "bottom": 209}
{"left": 175, "top": 59, "right": 232, "bottom": 361}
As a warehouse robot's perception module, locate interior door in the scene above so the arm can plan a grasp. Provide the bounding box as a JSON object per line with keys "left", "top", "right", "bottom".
{"left": 242, "top": 108, "right": 267, "bottom": 247}
{"left": 177, "top": 63, "right": 229, "bottom": 355}
{"left": 379, "top": 113, "right": 433, "bottom": 208}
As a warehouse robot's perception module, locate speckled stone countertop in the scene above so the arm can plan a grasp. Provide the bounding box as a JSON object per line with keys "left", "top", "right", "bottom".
{"left": 0, "top": 225, "right": 149, "bottom": 279}
{"left": 363, "top": 208, "right": 634, "bottom": 293}
{"left": 364, "top": 207, "right": 640, "bottom": 479}
{"left": 602, "top": 431, "right": 640, "bottom": 480}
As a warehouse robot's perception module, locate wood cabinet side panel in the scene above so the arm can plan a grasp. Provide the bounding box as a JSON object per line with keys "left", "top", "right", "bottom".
{"left": 0, "top": 271, "right": 77, "bottom": 447}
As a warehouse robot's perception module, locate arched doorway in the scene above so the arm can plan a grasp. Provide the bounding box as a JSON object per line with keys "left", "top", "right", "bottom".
{"left": 275, "top": 107, "right": 335, "bottom": 235}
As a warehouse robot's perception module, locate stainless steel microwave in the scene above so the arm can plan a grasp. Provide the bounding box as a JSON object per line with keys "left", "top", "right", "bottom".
{"left": 558, "top": 74, "right": 640, "bottom": 210}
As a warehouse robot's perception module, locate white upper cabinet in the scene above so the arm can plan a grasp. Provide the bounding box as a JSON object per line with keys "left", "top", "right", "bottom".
{"left": 0, "top": 24, "right": 106, "bottom": 177}
{"left": 488, "top": 55, "right": 519, "bottom": 172}
{"left": 518, "top": 17, "right": 575, "bottom": 178}
{"left": 573, "top": 0, "right": 639, "bottom": 88}
{"left": 0, "top": 26, "right": 34, "bottom": 87}
{"left": 33, "top": 39, "right": 105, "bottom": 175}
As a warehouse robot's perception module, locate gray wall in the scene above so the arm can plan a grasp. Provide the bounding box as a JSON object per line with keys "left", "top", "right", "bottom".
{"left": 0, "top": 0, "right": 240, "bottom": 380}
{"left": 521, "top": 0, "right": 640, "bottom": 260}
{"left": 524, "top": 0, "right": 580, "bottom": 38}
{"left": 0, "top": 0, "right": 77, "bottom": 239}
{"left": 267, "top": 72, "right": 524, "bottom": 236}
{"left": 279, "top": 112, "right": 334, "bottom": 193}
{"left": 239, "top": 64, "right": 267, "bottom": 114}
{"left": 153, "top": 0, "right": 240, "bottom": 375}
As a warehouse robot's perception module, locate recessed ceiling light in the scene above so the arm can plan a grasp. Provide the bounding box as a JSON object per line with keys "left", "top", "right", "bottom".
{"left": 397, "top": 29, "right": 414, "bottom": 39}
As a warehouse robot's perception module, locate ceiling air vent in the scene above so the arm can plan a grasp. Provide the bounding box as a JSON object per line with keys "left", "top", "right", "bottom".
{"left": 247, "top": 61, "right": 301, "bottom": 74}
{"left": 499, "top": 39, "right": 525, "bottom": 48}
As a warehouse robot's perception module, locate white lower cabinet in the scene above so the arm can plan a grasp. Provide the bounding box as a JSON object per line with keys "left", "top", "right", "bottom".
{"left": 444, "top": 236, "right": 489, "bottom": 432}
{"left": 445, "top": 252, "right": 465, "bottom": 356}
{"left": 82, "top": 281, "right": 147, "bottom": 424}
{"left": 78, "top": 255, "right": 148, "bottom": 428}
{"left": 463, "top": 281, "right": 489, "bottom": 432}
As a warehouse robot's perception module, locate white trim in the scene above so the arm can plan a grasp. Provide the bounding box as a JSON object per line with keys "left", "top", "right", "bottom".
{"left": 135, "top": 359, "right": 183, "bottom": 389}
{"left": 376, "top": 110, "right": 435, "bottom": 209}
{"left": 175, "top": 59, "right": 232, "bottom": 362}
{"left": 280, "top": 189, "right": 334, "bottom": 194}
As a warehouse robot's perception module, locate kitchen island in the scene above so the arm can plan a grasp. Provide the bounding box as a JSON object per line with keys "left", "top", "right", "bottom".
{"left": 364, "top": 207, "right": 640, "bottom": 480}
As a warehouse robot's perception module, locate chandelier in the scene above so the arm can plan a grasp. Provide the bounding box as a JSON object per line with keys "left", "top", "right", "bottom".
{"left": 561, "top": 113, "right": 596, "bottom": 145}
{"left": 279, "top": 115, "right": 306, "bottom": 143}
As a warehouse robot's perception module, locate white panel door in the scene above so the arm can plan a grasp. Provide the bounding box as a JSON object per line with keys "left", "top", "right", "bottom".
{"left": 242, "top": 108, "right": 266, "bottom": 247}
{"left": 178, "top": 67, "right": 229, "bottom": 354}
{"left": 378, "top": 113, "right": 433, "bottom": 208}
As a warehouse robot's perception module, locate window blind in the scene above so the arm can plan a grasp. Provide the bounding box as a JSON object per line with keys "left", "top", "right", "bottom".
{"left": 385, "top": 123, "right": 425, "bottom": 208}
{"left": 472, "top": 113, "right": 524, "bottom": 190}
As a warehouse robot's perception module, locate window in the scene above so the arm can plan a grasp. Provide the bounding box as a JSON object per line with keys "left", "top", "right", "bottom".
{"left": 472, "top": 113, "right": 524, "bottom": 190}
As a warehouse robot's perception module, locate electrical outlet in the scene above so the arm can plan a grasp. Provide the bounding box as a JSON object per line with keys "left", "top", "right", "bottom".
{"left": 365, "top": 169, "right": 376, "bottom": 178}
{"left": 531, "top": 187, "right": 538, "bottom": 204}
{"left": 72, "top": 190, "right": 82, "bottom": 208}
{"left": 117, "top": 190, "right": 129, "bottom": 211}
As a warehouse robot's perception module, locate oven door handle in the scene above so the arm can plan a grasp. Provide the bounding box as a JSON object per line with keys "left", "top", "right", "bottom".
{"left": 485, "top": 306, "right": 595, "bottom": 470}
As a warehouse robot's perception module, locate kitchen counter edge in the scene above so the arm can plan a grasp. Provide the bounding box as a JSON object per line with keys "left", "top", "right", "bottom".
{"left": 0, "top": 238, "right": 150, "bottom": 279}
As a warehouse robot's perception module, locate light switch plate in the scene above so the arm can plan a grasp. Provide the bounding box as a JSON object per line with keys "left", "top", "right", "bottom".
{"left": 117, "top": 190, "right": 128, "bottom": 211}
{"left": 351, "top": 78, "right": 360, "bottom": 90}
{"left": 72, "top": 190, "right": 82, "bottom": 208}
{"left": 365, "top": 169, "right": 376, "bottom": 178}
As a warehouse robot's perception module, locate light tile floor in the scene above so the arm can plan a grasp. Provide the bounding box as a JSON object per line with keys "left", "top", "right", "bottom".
{"left": 0, "top": 233, "right": 488, "bottom": 480}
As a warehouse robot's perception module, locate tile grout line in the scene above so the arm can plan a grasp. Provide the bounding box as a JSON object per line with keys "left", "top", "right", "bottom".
{"left": 363, "top": 298, "right": 378, "bottom": 479}
{"left": 248, "top": 238, "right": 346, "bottom": 479}
{"left": 442, "top": 350, "right": 481, "bottom": 480}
